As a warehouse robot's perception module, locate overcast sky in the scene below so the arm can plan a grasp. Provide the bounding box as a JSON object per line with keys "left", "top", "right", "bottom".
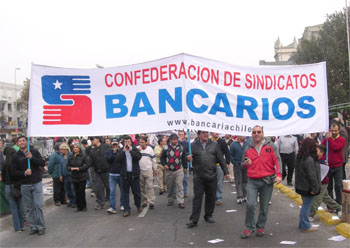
{"left": 0, "top": 0, "right": 346, "bottom": 86}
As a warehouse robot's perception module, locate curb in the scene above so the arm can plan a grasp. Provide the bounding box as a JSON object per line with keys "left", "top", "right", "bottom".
{"left": 274, "top": 182, "right": 350, "bottom": 239}
{"left": 0, "top": 180, "right": 54, "bottom": 232}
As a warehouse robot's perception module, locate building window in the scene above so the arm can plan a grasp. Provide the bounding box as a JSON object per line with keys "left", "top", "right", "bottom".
{"left": 8, "top": 117, "right": 12, "bottom": 122}
{"left": 8, "top": 103, "right": 12, "bottom": 111}
{"left": 17, "top": 103, "right": 21, "bottom": 111}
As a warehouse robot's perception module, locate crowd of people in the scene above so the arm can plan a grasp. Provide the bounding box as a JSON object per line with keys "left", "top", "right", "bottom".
{"left": 0, "top": 117, "right": 348, "bottom": 239}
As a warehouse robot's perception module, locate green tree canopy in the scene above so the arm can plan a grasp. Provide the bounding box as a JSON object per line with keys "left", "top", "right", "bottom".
{"left": 292, "top": 8, "right": 350, "bottom": 105}
{"left": 18, "top": 78, "right": 30, "bottom": 109}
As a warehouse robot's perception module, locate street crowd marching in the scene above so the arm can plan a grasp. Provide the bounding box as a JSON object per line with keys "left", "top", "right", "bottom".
{"left": 0, "top": 117, "right": 348, "bottom": 239}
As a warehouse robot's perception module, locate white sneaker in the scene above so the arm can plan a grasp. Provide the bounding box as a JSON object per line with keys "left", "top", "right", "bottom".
{"left": 309, "top": 216, "right": 314, "bottom": 222}
{"left": 120, "top": 206, "right": 124, "bottom": 211}
{"left": 91, "top": 192, "right": 94, "bottom": 197}
{"left": 269, "top": 201, "right": 272, "bottom": 205}
{"left": 107, "top": 208, "right": 117, "bottom": 214}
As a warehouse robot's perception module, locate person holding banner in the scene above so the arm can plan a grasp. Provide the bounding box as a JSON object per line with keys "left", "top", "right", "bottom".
{"left": 331, "top": 117, "right": 349, "bottom": 180}
{"left": 321, "top": 123, "right": 346, "bottom": 206}
{"left": 11, "top": 136, "right": 46, "bottom": 235}
{"left": 186, "top": 131, "right": 229, "bottom": 228}
{"left": 309, "top": 145, "right": 341, "bottom": 220}
{"left": 240, "top": 126, "right": 282, "bottom": 239}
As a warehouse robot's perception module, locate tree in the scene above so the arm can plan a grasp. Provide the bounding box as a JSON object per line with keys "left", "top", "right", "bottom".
{"left": 18, "top": 78, "right": 30, "bottom": 109}
{"left": 292, "top": 8, "right": 350, "bottom": 105}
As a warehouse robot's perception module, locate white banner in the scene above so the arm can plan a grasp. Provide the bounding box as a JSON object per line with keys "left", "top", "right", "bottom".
{"left": 28, "top": 54, "right": 329, "bottom": 137}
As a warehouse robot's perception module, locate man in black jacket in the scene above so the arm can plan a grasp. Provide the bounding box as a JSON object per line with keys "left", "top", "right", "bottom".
{"left": 116, "top": 135, "right": 142, "bottom": 217}
{"left": 186, "top": 131, "right": 229, "bottom": 228}
{"left": 11, "top": 136, "right": 46, "bottom": 235}
{"left": 89, "top": 137, "right": 110, "bottom": 210}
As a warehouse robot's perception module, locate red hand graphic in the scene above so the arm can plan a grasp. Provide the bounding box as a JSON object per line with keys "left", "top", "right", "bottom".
{"left": 43, "top": 95, "right": 92, "bottom": 125}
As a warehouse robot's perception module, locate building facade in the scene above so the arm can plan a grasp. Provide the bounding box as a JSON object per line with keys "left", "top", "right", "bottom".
{"left": 259, "top": 24, "right": 323, "bottom": 66}
{"left": 0, "top": 82, "right": 27, "bottom": 140}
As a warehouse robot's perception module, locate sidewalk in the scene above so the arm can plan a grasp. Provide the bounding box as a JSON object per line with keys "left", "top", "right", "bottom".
{"left": 0, "top": 178, "right": 54, "bottom": 231}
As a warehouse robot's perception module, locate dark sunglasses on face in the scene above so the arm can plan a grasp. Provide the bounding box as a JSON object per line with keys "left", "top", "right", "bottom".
{"left": 252, "top": 131, "right": 262, "bottom": 134}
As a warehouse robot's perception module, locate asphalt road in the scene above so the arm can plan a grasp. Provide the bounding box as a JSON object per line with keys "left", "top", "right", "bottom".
{"left": 0, "top": 174, "right": 349, "bottom": 248}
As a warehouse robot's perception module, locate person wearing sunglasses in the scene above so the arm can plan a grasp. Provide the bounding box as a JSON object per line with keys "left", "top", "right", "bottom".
{"left": 240, "top": 126, "right": 282, "bottom": 239}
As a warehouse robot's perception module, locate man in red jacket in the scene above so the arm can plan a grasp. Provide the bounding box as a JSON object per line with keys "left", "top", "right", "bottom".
{"left": 321, "top": 123, "right": 346, "bottom": 206}
{"left": 240, "top": 125, "right": 282, "bottom": 239}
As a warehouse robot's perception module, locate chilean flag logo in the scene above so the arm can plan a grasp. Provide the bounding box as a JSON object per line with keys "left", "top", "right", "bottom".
{"left": 41, "top": 75, "right": 92, "bottom": 125}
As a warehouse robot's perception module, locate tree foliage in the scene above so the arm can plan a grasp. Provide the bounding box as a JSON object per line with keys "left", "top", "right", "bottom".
{"left": 292, "top": 8, "right": 350, "bottom": 105}
{"left": 18, "top": 78, "right": 30, "bottom": 109}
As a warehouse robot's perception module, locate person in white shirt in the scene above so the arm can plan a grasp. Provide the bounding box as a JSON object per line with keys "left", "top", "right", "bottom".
{"left": 138, "top": 136, "right": 157, "bottom": 209}
{"left": 277, "top": 135, "right": 298, "bottom": 186}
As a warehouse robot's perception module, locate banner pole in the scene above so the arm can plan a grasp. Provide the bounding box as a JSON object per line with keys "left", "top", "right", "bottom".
{"left": 27, "top": 137, "right": 31, "bottom": 169}
{"left": 187, "top": 129, "right": 192, "bottom": 169}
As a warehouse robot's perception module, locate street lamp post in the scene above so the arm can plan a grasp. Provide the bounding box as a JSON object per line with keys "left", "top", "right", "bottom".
{"left": 345, "top": 0, "right": 350, "bottom": 97}
{"left": 14, "top": 68, "right": 21, "bottom": 137}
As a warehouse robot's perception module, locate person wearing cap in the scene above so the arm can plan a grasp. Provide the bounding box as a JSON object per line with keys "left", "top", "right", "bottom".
{"left": 160, "top": 133, "right": 188, "bottom": 209}
{"left": 115, "top": 135, "right": 142, "bottom": 217}
{"left": 48, "top": 142, "right": 66, "bottom": 206}
{"left": 89, "top": 137, "right": 110, "bottom": 210}
{"left": 186, "top": 131, "right": 229, "bottom": 228}
{"left": 67, "top": 143, "right": 89, "bottom": 212}
{"left": 105, "top": 138, "right": 124, "bottom": 214}
{"left": 59, "top": 143, "right": 76, "bottom": 208}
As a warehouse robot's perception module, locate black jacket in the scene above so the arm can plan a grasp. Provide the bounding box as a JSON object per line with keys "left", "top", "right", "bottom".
{"left": 89, "top": 143, "right": 110, "bottom": 173}
{"left": 115, "top": 146, "right": 142, "bottom": 179}
{"left": 1, "top": 147, "right": 17, "bottom": 185}
{"left": 295, "top": 156, "right": 321, "bottom": 196}
{"left": 11, "top": 148, "right": 45, "bottom": 185}
{"left": 67, "top": 152, "right": 89, "bottom": 183}
{"left": 106, "top": 148, "right": 122, "bottom": 174}
{"left": 191, "top": 139, "right": 228, "bottom": 181}
{"left": 215, "top": 138, "right": 230, "bottom": 165}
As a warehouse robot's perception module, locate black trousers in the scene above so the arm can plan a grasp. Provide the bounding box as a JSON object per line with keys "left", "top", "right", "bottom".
{"left": 53, "top": 177, "right": 66, "bottom": 204}
{"left": 280, "top": 152, "right": 295, "bottom": 183}
{"left": 190, "top": 176, "right": 217, "bottom": 223}
{"left": 73, "top": 180, "right": 87, "bottom": 210}
{"left": 327, "top": 166, "right": 343, "bottom": 205}
{"left": 122, "top": 172, "right": 141, "bottom": 212}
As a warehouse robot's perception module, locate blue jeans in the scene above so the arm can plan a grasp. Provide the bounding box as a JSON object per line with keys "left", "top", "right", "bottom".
{"left": 109, "top": 174, "right": 124, "bottom": 210}
{"left": 245, "top": 178, "right": 274, "bottom": 231}
{"left": 64, "top": 176, "right": 76, "bottom": 204}
{"left": 5, "top": 185, "right": 24, "bottom": 231}
{"left": 21, "top": 181, "right": 45, "bottom": 231}
{"left": 86, "top": 168, "right": 92, "bottom": 188}
{"left": 216, "top": 166, "right": 224, "bottom": 201}
{"left": 299, "top": 195, "right": 314, "bottom": 230}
